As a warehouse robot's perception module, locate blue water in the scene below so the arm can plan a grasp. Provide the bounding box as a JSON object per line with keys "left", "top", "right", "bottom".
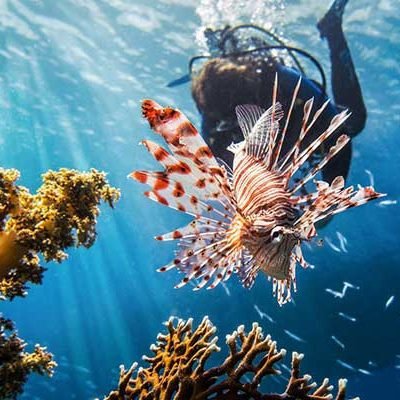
{"left": 0, "top": 0, "right": 399, "bottom": 399}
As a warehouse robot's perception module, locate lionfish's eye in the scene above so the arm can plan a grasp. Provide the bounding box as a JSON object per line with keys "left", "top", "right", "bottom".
{"left": 270, "top": 227, "right": 283, "bottom": 243}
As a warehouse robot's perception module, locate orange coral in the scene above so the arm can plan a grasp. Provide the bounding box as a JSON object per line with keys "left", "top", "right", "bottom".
{"left": 104, "top": 317, "right": 358, "bottom": 400}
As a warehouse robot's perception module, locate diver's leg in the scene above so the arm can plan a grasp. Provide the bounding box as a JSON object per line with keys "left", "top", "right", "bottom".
{"left": 322, "top": 140, "right": 352, "bottom": 184}
{"left": 317, "top": 0, "right": 366, "bottom": 137}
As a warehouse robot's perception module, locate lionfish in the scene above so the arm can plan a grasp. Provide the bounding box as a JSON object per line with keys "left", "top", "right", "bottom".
{"left": 130, "top": 77, "right": 383, "bottom": 304}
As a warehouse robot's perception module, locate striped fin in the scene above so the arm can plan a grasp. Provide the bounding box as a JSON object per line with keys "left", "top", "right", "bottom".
{"left": 169, "top": 221, "right": 244, "bottom": 290}
{"left": 265, "top": 75, "right": 283, "bottom": 168}
{"left": 131, "top": 169, "right": 207, "bottom": 215}
{"left": 290, "top": 134, "right": 351, "bottom": 194}
{"left": 155, "top": 218, "right": 228, "bottom": 241}
{"left": 234, "top": 75, "right": 285, "bottom": 166}
{"left": 159, "top": 238, "right": 223, "bottom": 273}
{"left": 140, "top": 140, "right": 173, "bottom": 165}
{"left": 207, "top": 252, "right": 240, "bottom": 289}
{"left": 192, "top": 242, "right": 236, "bottom": 290}
{"left": 291, "top": 97, "right": 314, "bottom": 167}
{"left": 142, "top": 189, "right": 203, "bottom": 215}
{"left": 227, "top": 141, "right": 245, "bottom": 155}
{"left": 161, "top": 237, "right": 242, "bottom": 291}
{"left": 245, "top": 102, "right": 284, "bottom": 161}
{"left": 315, "top": 186, "right": 385, "bottom": 221}
{"left": 131, "top": 166, "right": 230, "bottom": 213}
{"left": 272, "top": 255, "right": 297, "bottom": 305}
{"left": 132, "top": 99, "right": 241, "bottom": 291}
{"left": 142, "top": 99, "right": 219, "bottom": 168}
{"left": 237, "top": 252, "right": 260, "bottom": 289}
{"left": 235, "top": 104, "right": 264, "bottom": 138}
{"left": 141, "top": 100, "right": 231, "bottom": 201}
{"left": 292, "top": 176, "right": 344, "bottom": 206}
{"left": 271, "top": 77, "right": 302, "bottom": 168}
{"left": 288, "top": 97, "right": 329, "bottom": 171}
{"left": 138, "top": 141, "right": 224, "bottom": 199}
{"left": 139, "top": 140, "right": 229, "bottom": 202}
{"left": 281, "top": 109, "right": 351, "bottom": 177}
{"left": 294, "top": 245, "right": 311, "bottom": 269}
{"left": 294, "top": 181, "right": 384, "bottom": 237}
{"left": 143, "top": 189, "right": 235, "bottom": 224}
{"left": 159, "top": 216, "right": 244, "bottom": 290}
{"left": 132, "top": 102, "right": 235, "bottom": 210}
{"left": 275, "top": 75, "right": 334, "bottom": 174}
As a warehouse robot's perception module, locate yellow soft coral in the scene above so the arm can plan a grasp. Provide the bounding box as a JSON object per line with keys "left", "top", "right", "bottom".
{"left": 0, "top": 168, "right": 120, "bottom": 299}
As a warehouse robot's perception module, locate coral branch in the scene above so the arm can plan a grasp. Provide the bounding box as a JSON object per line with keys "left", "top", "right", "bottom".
{"left": 104, "top": 317, "right": 359, "bottom": 400}
{"left": 0, "top": 168, "right": 120, "bottom": 300}
{"left": 0, "top": 316, "right": 56, "bottom": 400}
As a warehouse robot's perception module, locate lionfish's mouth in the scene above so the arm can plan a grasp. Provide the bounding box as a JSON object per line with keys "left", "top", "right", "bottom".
{"left": 265, "top": 234, "right": 299, "bottom": 278}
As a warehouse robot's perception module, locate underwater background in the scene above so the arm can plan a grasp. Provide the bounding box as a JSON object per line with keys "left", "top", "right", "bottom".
{"left": 0, "top": 0, "right": 399, "bottom": 398}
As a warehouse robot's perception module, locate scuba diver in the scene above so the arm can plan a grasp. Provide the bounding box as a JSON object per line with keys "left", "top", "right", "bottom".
{"left": 168, "top": 0, "right": 366, "bottom": 187}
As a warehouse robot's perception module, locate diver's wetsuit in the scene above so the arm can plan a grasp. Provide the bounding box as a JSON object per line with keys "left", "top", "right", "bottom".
{"left": 191, "top": 0, "right": 366, "bottom": 186}
{"left": 198, "top": 62, "right": 353, "bottom": 185}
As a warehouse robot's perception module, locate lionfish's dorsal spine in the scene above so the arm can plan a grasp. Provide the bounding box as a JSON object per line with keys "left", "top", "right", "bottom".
{"left": 270, "top": 77, "right": 300, "bottom": 170}
{"left": 281, "top": 109, "right": 351, "bottom": 180}
{"left": 235, "top": 75, "right": 285, "bottom": 166}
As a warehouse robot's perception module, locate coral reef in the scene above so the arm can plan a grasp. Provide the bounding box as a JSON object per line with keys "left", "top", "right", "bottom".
{"left": 0, "top": 168, "right": 120, "bottom": 300}
{"left": 104, "top": 317, "right": 358, "bottom": 400}
{"left": 0, "top": 316, "right": 56, "bottom": 400}
{"left": 0, "top": 167, "right": 119, "bottom": 397}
